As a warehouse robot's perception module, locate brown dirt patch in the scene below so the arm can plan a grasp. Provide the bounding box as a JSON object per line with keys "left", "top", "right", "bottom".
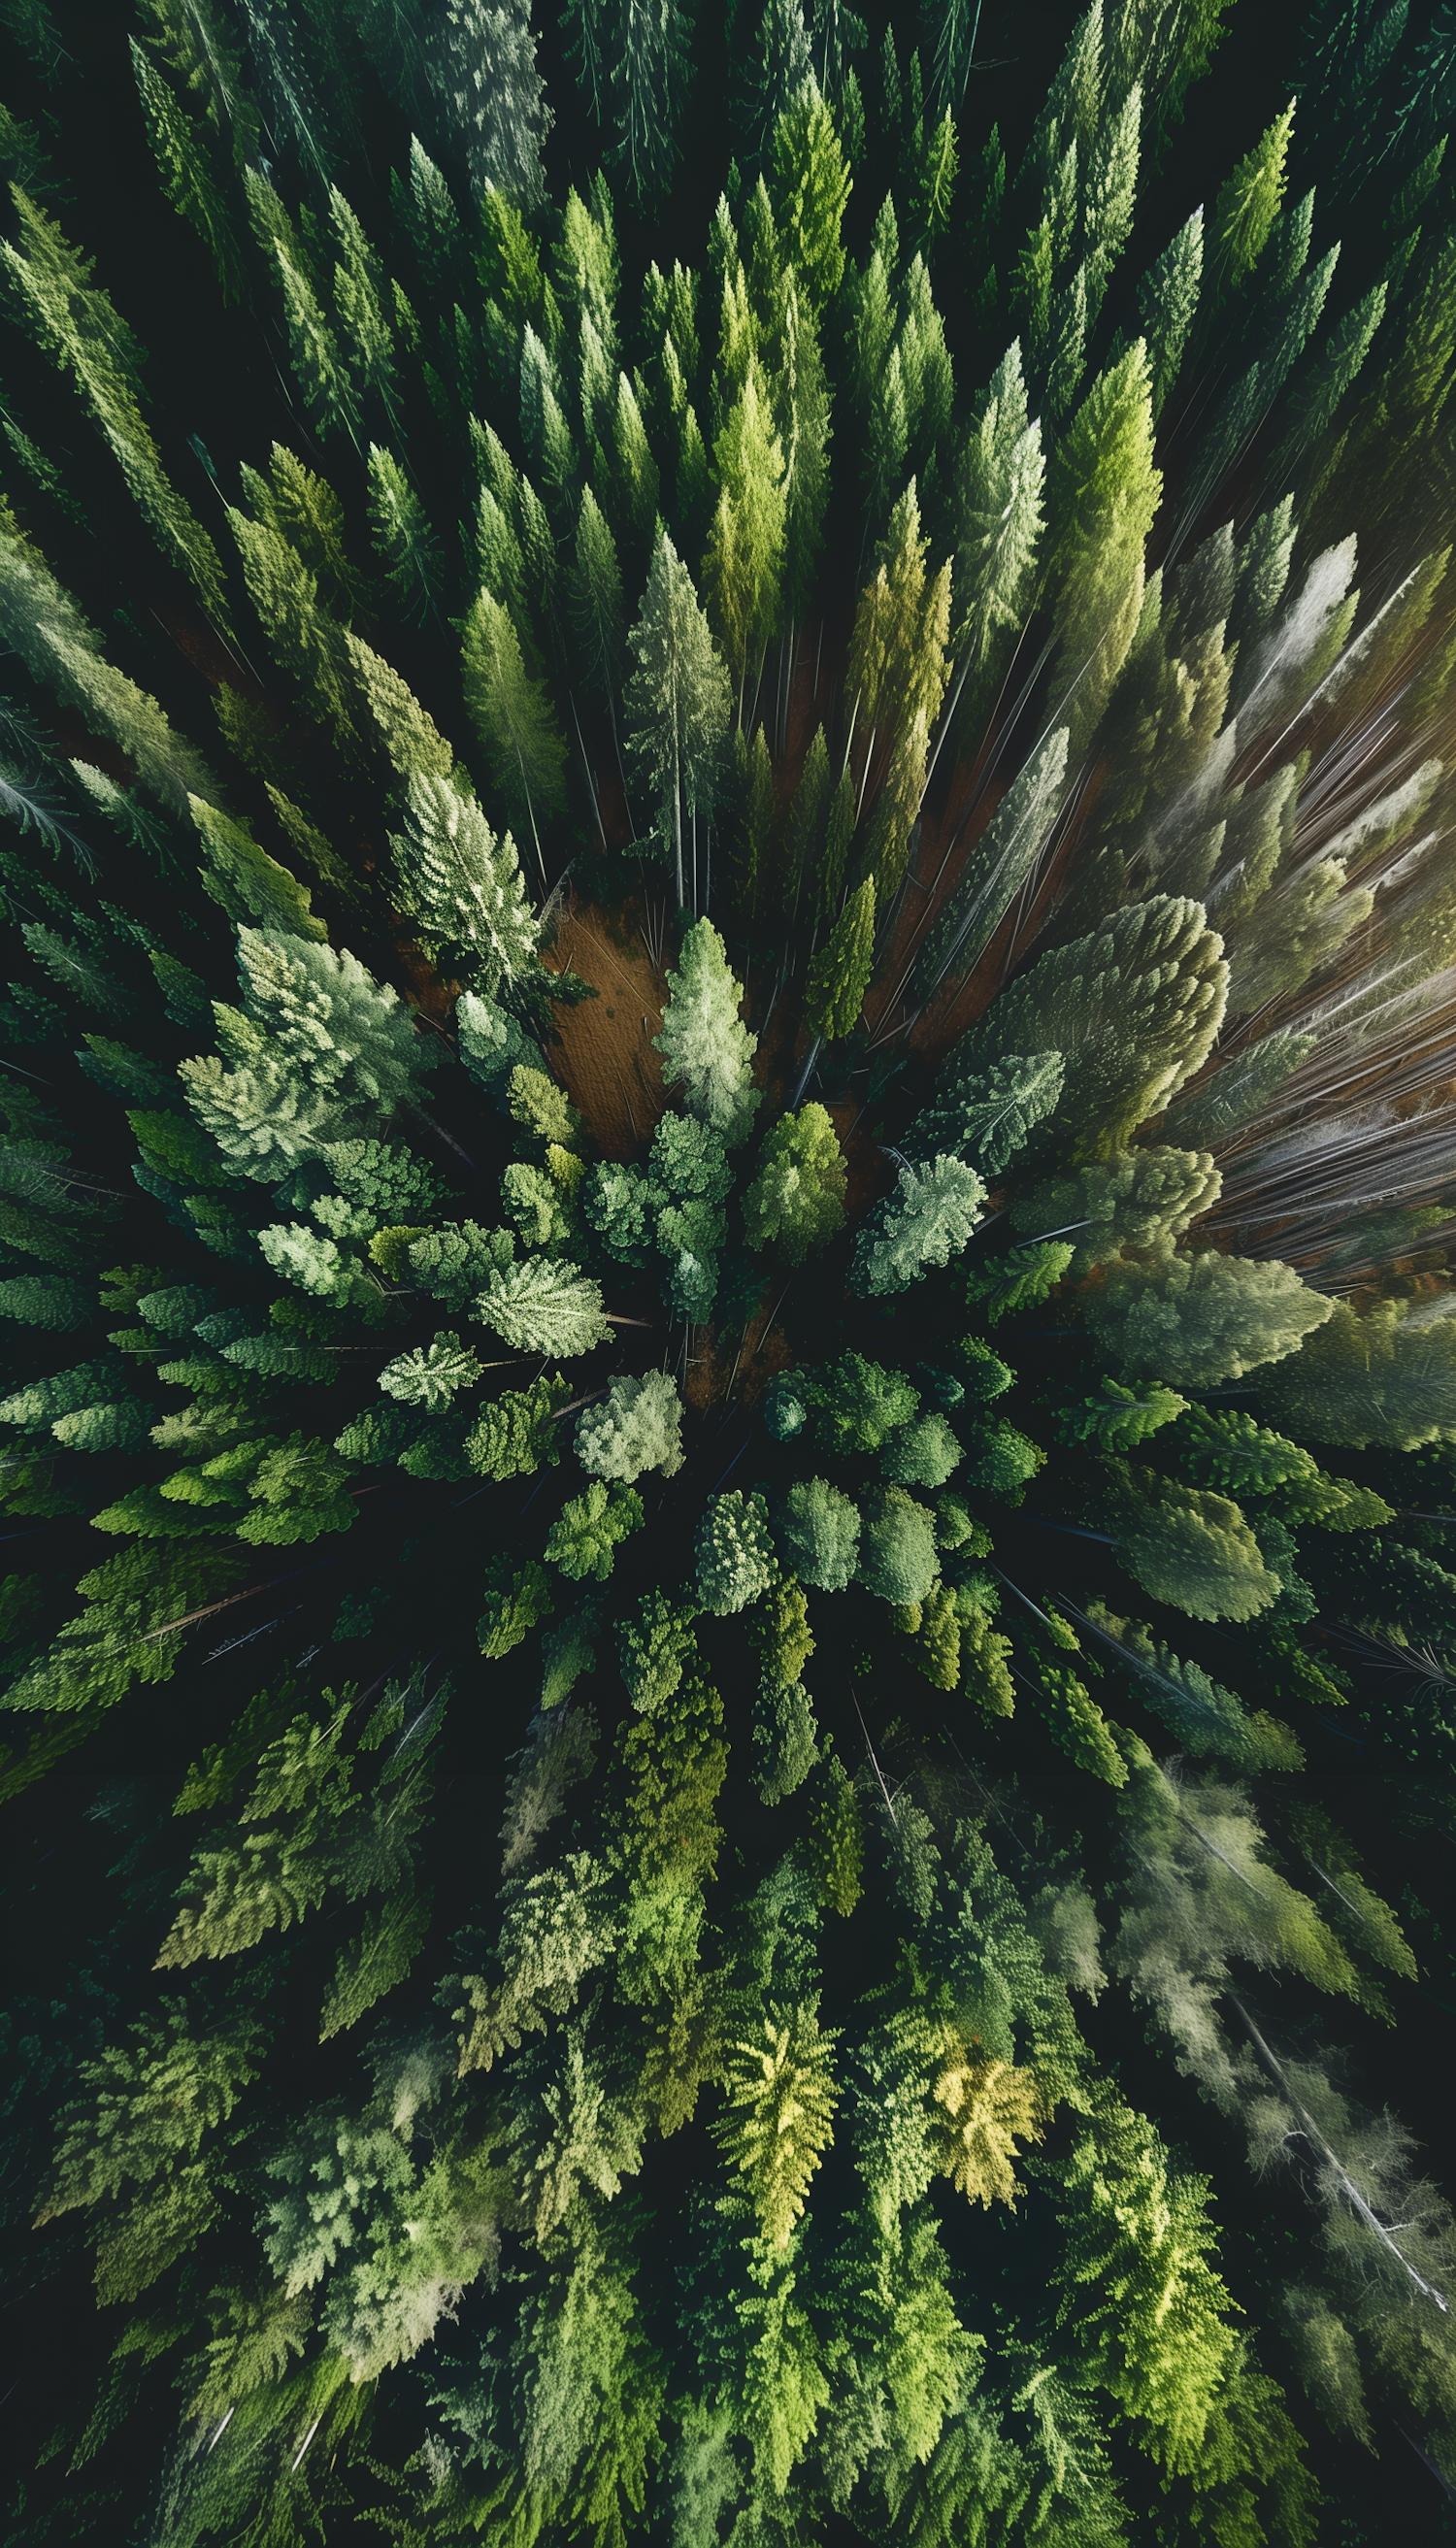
{"left": 545, "top": 895, "right": 673, "bottom": 1160}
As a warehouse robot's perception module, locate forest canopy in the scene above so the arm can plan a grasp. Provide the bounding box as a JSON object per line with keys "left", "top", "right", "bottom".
{"left": 1, "top": 1, "right": 1455, "bottom": 2543}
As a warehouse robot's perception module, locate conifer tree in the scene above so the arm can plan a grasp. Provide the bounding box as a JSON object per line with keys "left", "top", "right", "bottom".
{"left": 654, "top": 917, "right": 761, "bottom": 1145}
{"left": 609, "top": 0, "right": 696, "bottom": 206}
{"left": 425, "top": 0, "right": 552, "bottom": 208}
{"left": 1206, "top": 98, "right": 1295, "bottom": 314}
{"left": 703, "top": 361, "right": 788, "bottom": 711}
{"left": 4, "top": 191, "right": 231, "bottom": 622}
{"left": 130, "top": 37, "right": 244, "bottom": 300}
{"left": 462, "top": 590, "right": 570, "bottom": 884}
{"left": 714, "top": 2005, "right": 839, "bottom": 2248}
{"left": 387, "top": 771, "right": 542, "bottom": 995}
{"left": 851, "top": 1154, "right": 986, "bottom": 1296}
{"left": 770, "top": 76, "right": 851, "bottom": 316}
{"left": 568, "top": 482, "right": 626, "bottom": 741}
{"left": 1044, "top": 340, "right": 1163, "bottom": 752}
{"left": 742, "top": 1103, "right": 846, "bottom": 1261}
{"left": 623, "top": 531, "right": 733, "bottom": 907}
{"left": 1138, "top": 206, "right": 1203, "bottom": 416}
{"left": 366, "top": 443, "right": 445, "bottom": 622}
{"left": 803, "top": 876, "right": 875, "bottom": 1043}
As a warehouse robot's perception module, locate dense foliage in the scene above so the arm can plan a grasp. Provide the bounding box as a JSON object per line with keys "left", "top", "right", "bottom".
{"left": 1, "top": 0, "right": 1455, "bottom": 2542}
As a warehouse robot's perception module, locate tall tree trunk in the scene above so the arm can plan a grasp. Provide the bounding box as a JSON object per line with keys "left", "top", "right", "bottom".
{"left": 673, "top": 741, "right": 683, "bottom": 911}
{"left": 788, "top": 1033, "right": 822, "bottom": 1109}
{"left": 568, "top": 690, "right": 608, "bottom": 852}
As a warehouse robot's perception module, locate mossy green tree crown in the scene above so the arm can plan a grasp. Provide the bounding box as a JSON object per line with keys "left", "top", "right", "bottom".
{"left": 1, "top": 1, "right": 1455, "bottom": 2542}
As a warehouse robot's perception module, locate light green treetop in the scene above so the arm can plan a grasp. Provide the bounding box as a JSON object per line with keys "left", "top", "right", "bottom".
{"left": 180, "top": 927, "right": 434, "bottom": 1176}
{"left": 943, "top": 895, "right": 1227, "bottom": 1158}
{"left": 387, "top": 770, "right": 541, "bottom": 995}
{"left": 713, "top": 2003, "right": 839, "bottom": 2248}
{"left": 770, "top": 77, "right": 851, "bottom": 314}
{"left": 702, "top": 358, "right": 786, "bottom": 696}
{"left": 742, "top": 1102, "right": 846, "bottom": 1262}
{"left": 1085, "top": 1242, "right": 1335, "bottom": 1390}
{"left": 476, "top": 1258, "right": 612, "bottom": 1357}
{"left": 850, "top": 1155, "right": 987, "bottom": 1297}
{"left": 696, "top": 1487, "right": 776, "bottom": 1613}
{"left": 654, "top": 917, "right": 762, "bottom": 1146}
{"left": 576, "top": 1372, "right": 685, "bottom": 1481}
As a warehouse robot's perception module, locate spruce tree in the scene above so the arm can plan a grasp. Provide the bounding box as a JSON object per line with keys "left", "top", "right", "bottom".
{"left": 461, "top": 590, "right": 571, "bottom": 885}
{"left": 654, "top": 918, "right": 762, "bottom": 1146}
{"left": 129, "top": 37, "right": 244, "bottom": 300}
{"left": 365, "top": 444, "right": 445, "bottom": 622}
{"left": 804, "top": 876, "right": 875, "bottom": 1042}
{"left": 610, "top": 0, "right": 696, "bottom": 206}
{"left": 387, "top": 770, "right": 542, "bottom": 993}
{"left": 703, "top": 361, "right": 788, "bottom": 710}
{"left": 623, "top": 531, "right": 732, "bottom": 907}
{"left": 424, "top": 0, "right": 552, "bottom": 208}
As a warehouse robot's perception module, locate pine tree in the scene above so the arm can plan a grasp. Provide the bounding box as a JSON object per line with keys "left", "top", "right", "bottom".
{"left": 654, "top": 918, "right": 761, "bottom": 1145}
{"left": 189, "top": 793, "right": 325, "bottom": 941}
{"left": 365, "top": 444, "right": 445, "bottom": 622}
{"left": 1138, "top": 206, "right": 1203, "bottom": 416}
{"left": 244, "top": 441, "right": 364, "bottom": 617}
{"left": 328, "top": 185, "right": 399, "bottom": 427}
{"left": 1206, "top": 98, "right": 1295, "bottom": 314}
{"left": 387, "top": 769, "right": 542, "bottom": 993}
{"left": 271, "top": 224, "right": 360, "bottom": 446}
{"left": 180, "top": 926, "right": 434, "bottom": 1174}
{"left": 1043, "top": 340, "right": 1163, "bottom": 753}
{"left": 346, "top": 632, "right": 459, "bottom": 782}
{"left": 568, "top": 482, "right": 626, "bottom": 735}
{"left": 4, "top": 191, "right": 231, "bottom": 622}
{"left": 696, "top": 1488, "right": 777, "bottom": 1612}
{"left": 912, "top": 109, "right": 959, "bottom": 255}
{"left": 771, "top": 76, "right": 852, "bottom": 315}
{"left": 623, "top": 532, "right": 733, "bottom": 906}
{"left": 858, "top": 1487, "right": 940, "bottom": 1604}
{"left": 731, "top": 720, "right": 777, "bottom": 917}
{"left": 742, "top": 1103, "right": 846, "bottom": 1261}
{"left": 425, "top": 0, "right": 551, "bottom": 208}
{"left": 945, "top": 345, "right": 1043, "bottom": 747}
{"left": 577, "top": 1371, "right": 685, "bottom": 1481}
{"left": 40, "top": 1999, "right": 268, "bottom": 2220}
{"left": 129, "top": 38, "right": 244, "bottom": 300}
{"left": 227, "top": 507, "right": 357, "bottom": 743}
{"left": 546, "top": 1477, "right": 645, "bottom": 1578}
{"left": 804, "top": 876, "right": 875, "bottom": 1042}
{"left": 780, "top": 722, "right": 829, "bottom": 919}
{"left": 479, "top": 1257, "right": 612, "bottom": 1356}
{"left": 0, "top": 517, "right": 219, "bottom": 808}
{"left": 774, "top": 1476, "right": 861, "bottom": 1590}
{"left": 804, "top": 1738, "right": 864, "bottom": 1912}
{"left": 462, "top": 591, "right": 570, "bottom": 885}
{"left": 610, "top": 0, "right": 695, "bottom": 206}
{"left": 850, "top": 1155, "right": 987, "bottom": 1297}
{"left": 1051, "top": 2085, "right": 1240, "bottom": 2470}
{"left": 703, "top": 361, "right": 788, "bottom": 708}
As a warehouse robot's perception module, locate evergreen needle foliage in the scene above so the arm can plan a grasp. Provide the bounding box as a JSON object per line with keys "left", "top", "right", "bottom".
{"left": 2, "top": 4, "right": 1456, "bottom": 2542}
